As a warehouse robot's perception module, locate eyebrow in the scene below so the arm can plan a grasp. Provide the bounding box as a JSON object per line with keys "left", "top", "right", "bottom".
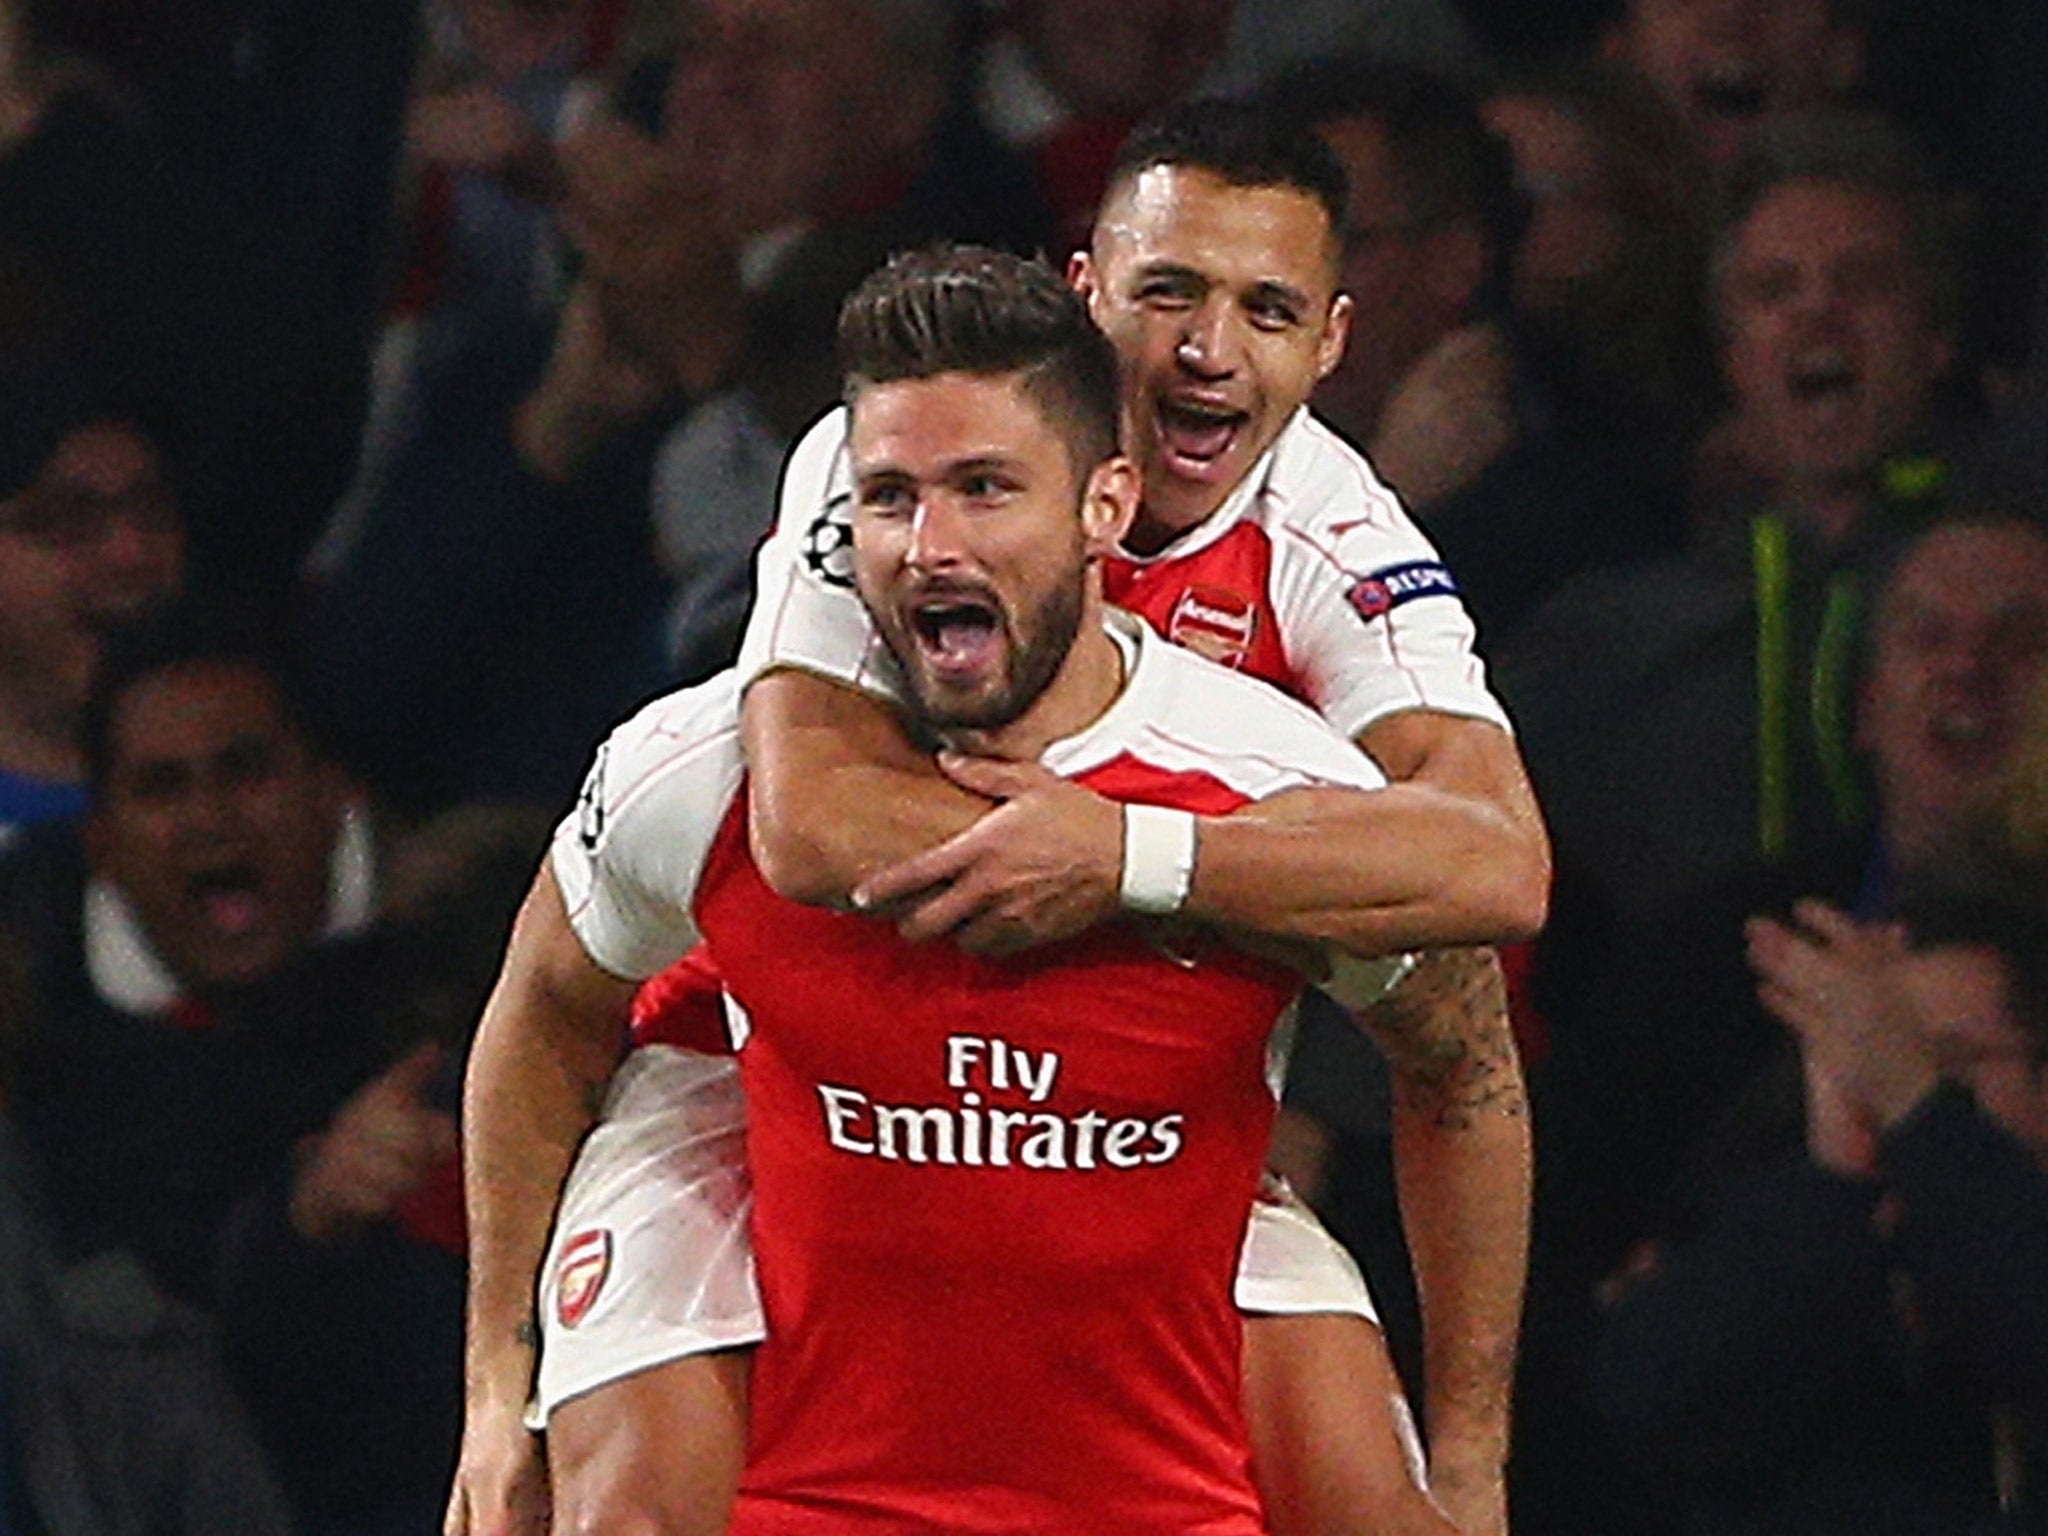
{"left": 1131, "top": 260, "right": 1207, "bottom": 289}
{"left": 1246, "top": 278, "right": 1311, "bottom": 314}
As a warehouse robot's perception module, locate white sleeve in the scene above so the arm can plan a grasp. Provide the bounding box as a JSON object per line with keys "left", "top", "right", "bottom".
{"left": 549, "top": 672, "right": 747, "bottom": 981}
{"left": 1268, "top": 430, "right": 1511, "bottom": 740}
{"left": 733, "top": 406, "right": 906, "bottom": 703}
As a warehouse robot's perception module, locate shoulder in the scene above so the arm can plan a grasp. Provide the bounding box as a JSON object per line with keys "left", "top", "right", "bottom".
{"left": 1062, "top": 621, "right": 1384, "bottom": 797}
{"left": 574, "top": 672, "right": 746, "bottom": 852}
{"left": 1264, "top": 413, "right": 1406, "bottom": 535}
{"left": 782, "top": 406, "right": 851, "bottom": 498}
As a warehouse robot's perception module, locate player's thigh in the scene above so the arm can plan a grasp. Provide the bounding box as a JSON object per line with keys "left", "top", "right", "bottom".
{"left": 1242, "top": 1313, "right": 1453, "bottom": 1536}
{"left": 548, "top": 1349, "right": 751, "bottom": 1536}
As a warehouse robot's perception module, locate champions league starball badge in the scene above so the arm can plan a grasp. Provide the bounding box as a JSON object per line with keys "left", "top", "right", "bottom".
{"left": 576, "top": 742, "right": 608, "bottom": 854}
{"left": 802, "top": 500, "right": 858, "bottom": 590}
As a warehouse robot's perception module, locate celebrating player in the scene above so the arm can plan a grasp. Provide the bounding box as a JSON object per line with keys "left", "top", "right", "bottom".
{"left": 736, "top": 99, "right": 1541, "bottom": 1532}
{"left": 455, "top": 245, "right": 1456, "bottom": 1534}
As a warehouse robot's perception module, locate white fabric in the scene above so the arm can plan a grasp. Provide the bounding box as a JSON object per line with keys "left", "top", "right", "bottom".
{"left": 1234, "top": 1176, "right": 1379, "bottom": 1321}
{"left": 528, "top": 1046, "right": 761, "bottom": 1425}
{"left": 1120, "top": 803, "right": 1198, "bottom": 914}
{"left": 736, "top": 406, "right": 1511, "bottom": 739}
{"left": 85, "top": 802, "right": 379, "bottom": 1014}
{"left": 561, "top": 618, "right": 1391, "bottom": 984}
{"left": 528, "top": 1053, "right": 1386, "bottom": 1421}
{"left": 549, "top": 672, "right": 745, "bottom": 984}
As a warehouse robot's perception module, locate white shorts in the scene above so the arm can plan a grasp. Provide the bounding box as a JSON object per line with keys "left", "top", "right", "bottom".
{"left": 529, "top": 1045, "right": 1380, "bottom": 1424}
{"left": 530, "top": 1047, "right": 760, "bottom": 1425}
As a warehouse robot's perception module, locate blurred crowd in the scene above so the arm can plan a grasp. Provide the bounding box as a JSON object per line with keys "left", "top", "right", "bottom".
{"left": 1, "top": 0, "right": 2047, "bottom": 1532}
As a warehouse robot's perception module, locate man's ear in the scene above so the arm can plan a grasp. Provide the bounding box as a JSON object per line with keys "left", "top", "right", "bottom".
{"left": 1068, "top": 249, "right": 1100, "bottom": 316}
{"left": 1081, "top": 455, "right": 1140, "bottom": 557}
{"left": 1316, "top": 293, "right": 1354, "bottom": 383}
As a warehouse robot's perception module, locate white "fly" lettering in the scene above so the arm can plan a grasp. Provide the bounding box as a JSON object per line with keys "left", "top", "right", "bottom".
{"left": 944, "top": 1034, "right": 1059, "bottom": 1103}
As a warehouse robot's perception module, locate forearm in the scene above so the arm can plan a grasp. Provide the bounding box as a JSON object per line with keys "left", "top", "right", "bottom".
{"left": 1188, "top": 784, "right": 1544, "bottom": 958}
{"left": 742, "top": 668, "right": 987, "bottom": 905}
{"left": 462, "top": 868, "right": 634, "bottom": 1420}
{"left": 1362, "top": 949, "right": 1530, "bottom": 1527}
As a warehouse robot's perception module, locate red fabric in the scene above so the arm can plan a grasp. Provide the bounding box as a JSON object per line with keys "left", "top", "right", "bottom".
{"left": 701, "top": 777, "right": 1282, "bottom": 1534}
{"left": 1105, "top": 523, "right": 1296, "bottom": 699}
{"left": 396, "top": 1150, "right": 468, "bottom": 1255}
{"left": 629, "top": 945, "right": 735, "bottom": 1054}
{"left": 165, "top": 997, "right": 216, "bottom": 1034}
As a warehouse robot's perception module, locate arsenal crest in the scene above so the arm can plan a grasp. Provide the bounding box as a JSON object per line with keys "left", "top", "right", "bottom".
{"left": 1166, "top": 587, "right": 1258, "bottom": 669}
{"left": 555, "top": 1229, "right": 613, "bottom": 1329}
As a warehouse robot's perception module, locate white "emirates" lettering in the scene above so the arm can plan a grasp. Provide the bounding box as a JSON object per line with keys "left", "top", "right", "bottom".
{"left": 814, "top": 1033, "right": 1186, "bottom": 1170}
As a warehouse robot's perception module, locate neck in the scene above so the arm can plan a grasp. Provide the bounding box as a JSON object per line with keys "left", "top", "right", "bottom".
{"left": 943, "top": 602, "right": 1125, "bottom": 762}
{"left": 1126, "top": 490, "right": 1224, "bottom": 557}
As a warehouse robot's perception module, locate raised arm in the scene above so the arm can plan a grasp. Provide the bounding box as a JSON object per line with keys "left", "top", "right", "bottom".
{"left": 446, "top": 863, "right": 637, "bottom": 1536}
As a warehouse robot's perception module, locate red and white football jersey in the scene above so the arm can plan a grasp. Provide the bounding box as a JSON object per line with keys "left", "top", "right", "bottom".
{"left": 553, "top": 621, "right": 1386, "bottom": 1533}
{"left": 738, "top": 405, "right": 1508, "bottom": 738}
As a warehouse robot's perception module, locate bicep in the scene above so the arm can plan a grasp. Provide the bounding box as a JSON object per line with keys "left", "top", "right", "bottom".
{"left": 740, "top": 670, "right": 987, "bottom": 903}
{"left": 492, "top": 861, "right": 639, "bottom": 1044}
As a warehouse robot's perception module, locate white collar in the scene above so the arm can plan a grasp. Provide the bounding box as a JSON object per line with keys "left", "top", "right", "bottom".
{"left": 84, "top": 803, "right": 379, "bottom": 1014}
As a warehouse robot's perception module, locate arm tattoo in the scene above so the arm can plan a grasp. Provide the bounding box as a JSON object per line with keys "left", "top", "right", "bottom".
{"left": 1357, "top": 946, "right": 1527, "bottom": 1130}
{"left": 515, "top": 1318, "right": 541, "bottom": 1349}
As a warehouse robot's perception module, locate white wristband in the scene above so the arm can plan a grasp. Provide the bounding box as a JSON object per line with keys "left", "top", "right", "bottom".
{"left": 1120, "top": 804, "right": 1198, "bottom": 915}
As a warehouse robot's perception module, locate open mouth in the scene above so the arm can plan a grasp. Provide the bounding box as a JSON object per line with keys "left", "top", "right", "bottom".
{"left": 187, "top": 864, "right": 266, "bottom": 938}
{"left": 1157, "top": 398, "right": 1249, "bottom": 471}
{"left": 1786, "top": 351, "right": 1858, "bottom": 405}
{"left": 909, "top": 593, "right": 1004, "bottom": 680}
{"left": 1693, "top": 65, "right": 1766, "bottom": 120}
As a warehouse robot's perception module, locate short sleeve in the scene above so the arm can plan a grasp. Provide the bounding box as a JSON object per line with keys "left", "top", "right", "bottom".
{"left": 1267, "top": 427, "right": 1511, "bottom": 739}
{"left": 733, "top": 407, "right": 906, "bottom": 703}
{"left": 550, "top": 672, "right": 747, "bottom": 981}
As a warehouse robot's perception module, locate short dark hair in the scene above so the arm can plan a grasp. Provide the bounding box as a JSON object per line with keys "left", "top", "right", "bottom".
{"left": 1103, "top": 97, "right": 1350, "bottom": 246}
{"left": 1714, "top": 109, "right": 1961, "bottom": 333}
{"left": 837, "top": 243, "right": 1121, "bottom": 473}
{"left": 81, "top": 601, "right": 328, "bottom": 789}
{"left": 1857, "top": 503, "right": 2048, "bottom": 691}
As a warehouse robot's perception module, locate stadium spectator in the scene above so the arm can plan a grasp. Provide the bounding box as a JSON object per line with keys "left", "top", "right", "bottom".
{"left": 306, "top": 0, "right": 1050, "bottom": 814}
{"left": 0, "top": 607, "right": 468, "bottom": 1534}
{"left": 1597, "top": 0, "right": 1869, "bottom": 170}
{"left": 1501, "top": 110, "right": 1966, "bottom": 929}
{"left": 1588, "top": 858, "right": 2048, "bottom": 1534}
{"left": 0, "top": 381, "right": 182, "bottom": 849}
{"left": 1480, "top": 62, "right": 1718, "bottom": 454}
{"left": 1291, "top": 59, "right": 1679, "bottom": 642}
{"left": 1517, "top": 504, "right": 2048, "bottom": 1534}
